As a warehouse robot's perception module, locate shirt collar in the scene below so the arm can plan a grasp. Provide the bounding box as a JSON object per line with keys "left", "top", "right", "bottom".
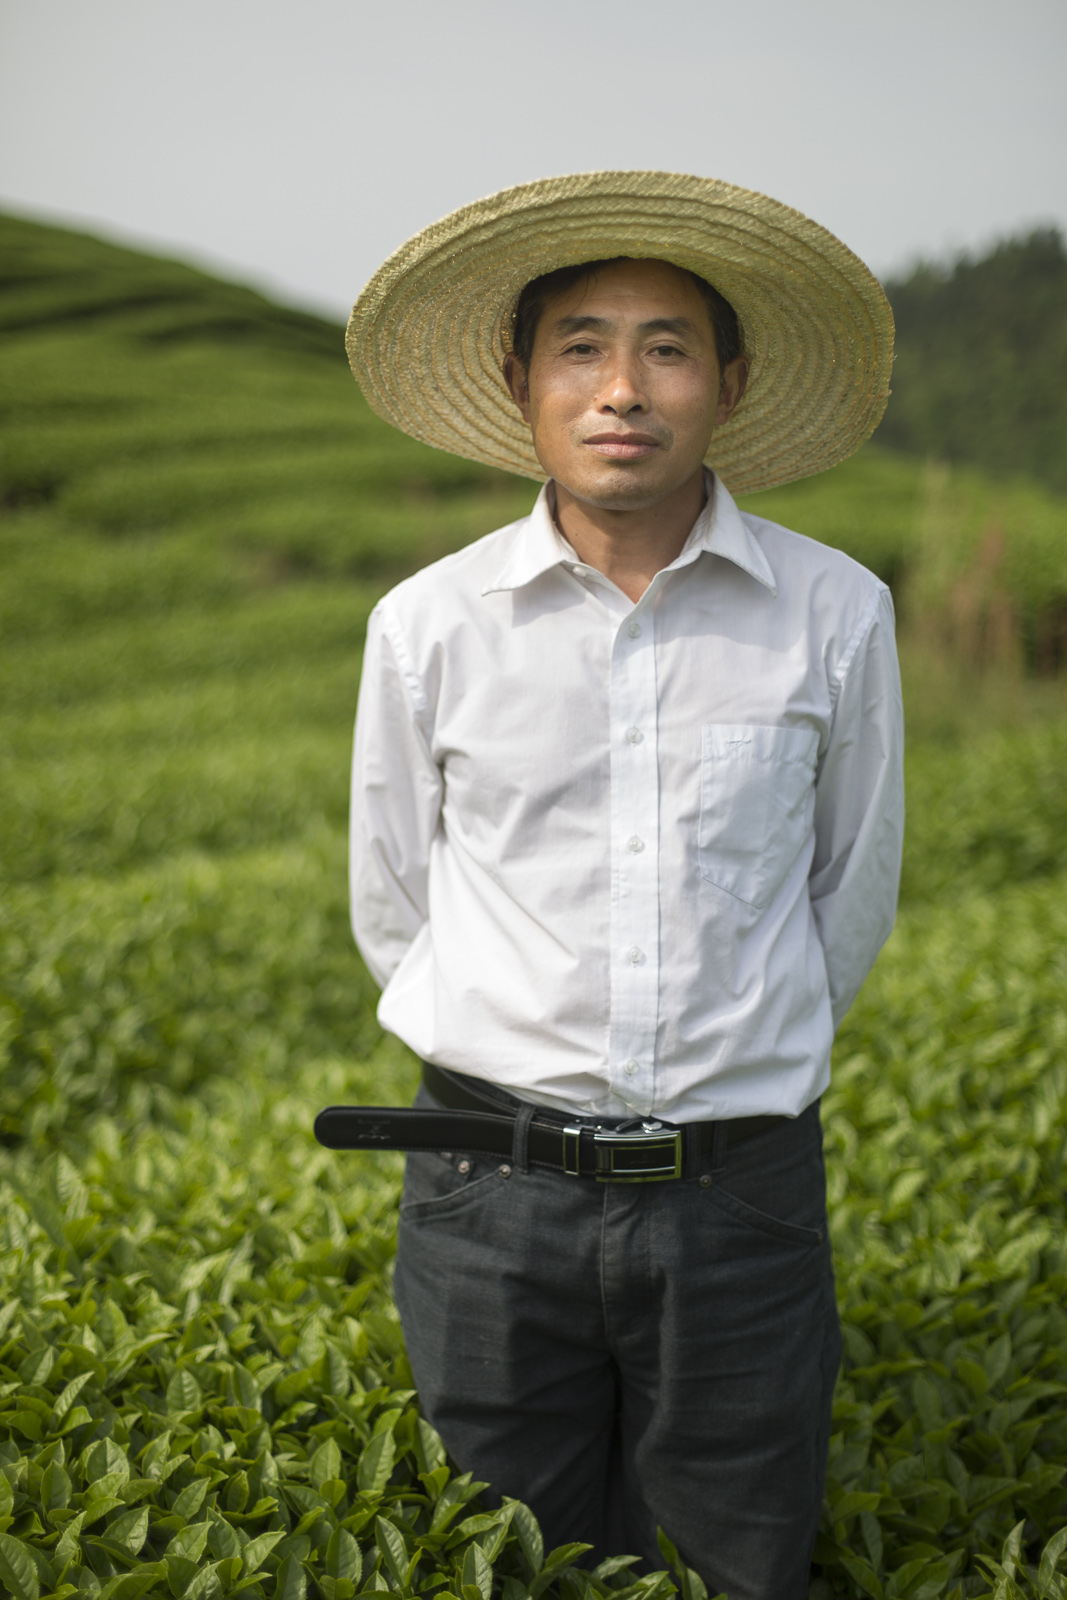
{"left": 482, "top": 470, "right": 777, "bottom": 598}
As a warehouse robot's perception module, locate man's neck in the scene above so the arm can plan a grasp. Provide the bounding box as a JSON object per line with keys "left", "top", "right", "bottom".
{"left": 552, "top": 469, "right": 708, "bottom": 604}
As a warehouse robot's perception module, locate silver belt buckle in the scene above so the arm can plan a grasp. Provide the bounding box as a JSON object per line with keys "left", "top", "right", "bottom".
{"left": 593, "top": 1121, "right": 682, "bottom": 1183}
{"left": 562, "top": 1126, "right": 584, "bottom": 1176}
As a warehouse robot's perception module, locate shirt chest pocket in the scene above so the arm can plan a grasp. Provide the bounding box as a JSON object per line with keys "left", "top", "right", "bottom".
{"left": 698, "top": 724, "right": 820, "bottom": 908}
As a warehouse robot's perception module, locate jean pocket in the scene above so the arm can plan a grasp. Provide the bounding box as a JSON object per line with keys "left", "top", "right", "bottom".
{"left": 708, "top": 1181, "right": 825, "bottom": 1247}
{"left": 399, "top": 1150, "right": 506, "bottom": 1220}
{"left": 698, "top": 723, "right": 819, "bottom": 908}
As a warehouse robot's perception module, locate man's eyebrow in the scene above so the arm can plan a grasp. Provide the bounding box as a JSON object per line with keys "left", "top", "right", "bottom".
{"left": 638, "top": 316, "right": 698, "bottom": 335}
{"left": 551, "top": 314, "right": 699, "bottom": 337}
{"left": 552, "top": 315, "right": 612, "bottom": 335}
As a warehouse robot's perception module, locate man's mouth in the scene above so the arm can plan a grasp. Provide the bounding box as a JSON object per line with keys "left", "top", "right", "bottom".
{"left": 582, "top": 433, "right": 661, "bottom": 460}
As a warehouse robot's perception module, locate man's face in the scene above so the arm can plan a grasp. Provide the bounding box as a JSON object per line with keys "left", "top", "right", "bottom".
{"left": 504, "top": 258, "right": 747, "bottom": 512}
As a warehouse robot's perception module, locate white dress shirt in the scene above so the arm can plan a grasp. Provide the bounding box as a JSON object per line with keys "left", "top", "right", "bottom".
{"left": 350, "top": 473, "right": 904, "bottom": 1123}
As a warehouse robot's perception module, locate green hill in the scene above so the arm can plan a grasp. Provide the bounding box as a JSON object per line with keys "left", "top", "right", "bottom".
{"left": 0, "top": 211, "right": 532, "bottom": 591}
{"left": 3, "top": 211, "right": 1066, "bottom": 677}
{"left": 879, "top": 228, "right": 1067, "bottom": 495}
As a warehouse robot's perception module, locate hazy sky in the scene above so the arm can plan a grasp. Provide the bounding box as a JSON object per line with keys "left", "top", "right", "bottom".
{"left": 1, "top": 0, "right": 1065, "bottom": 319}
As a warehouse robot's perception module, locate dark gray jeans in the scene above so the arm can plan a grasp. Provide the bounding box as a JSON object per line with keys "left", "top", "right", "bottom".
{"left": 393, "top": 1086, "right": 840, "bottom": 1600}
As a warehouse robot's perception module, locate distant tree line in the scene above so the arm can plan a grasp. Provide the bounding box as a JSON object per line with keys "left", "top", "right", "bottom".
{"left": 878, "top": 227, "right": 1067, "bottom": 495}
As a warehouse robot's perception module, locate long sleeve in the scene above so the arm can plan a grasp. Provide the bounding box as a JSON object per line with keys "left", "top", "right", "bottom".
{"left": 808, "top": 587, "right": 905, "bottom": 1029}
{"left": 349, "top": 604, "right": 443, "bottom": 989}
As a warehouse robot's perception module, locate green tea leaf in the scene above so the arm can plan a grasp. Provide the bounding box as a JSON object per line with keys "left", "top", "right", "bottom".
{"left": 376, "top": 1516, "right": 409, "bottom": 1585}
{"left": 955, "top": 1358, "right": 989, "bottom": 1399}
{"left": 224, "top": 1470, "right": 249, "bottom": 1513}
{"left": 831, "top": 1491, "right": 882, "bottom": 1522}
{"left": 839, "top": 1550, "right": 884, "bottom": 1600}
{"left": 106, "top": 1507, "right": 149, "bottom": 1557}
{"left": 656, "top": 1529, "right": 680, "bottom": 1572}
{"left": 509, "top": 1501, "right": 544, "bottom": 1574}
{"left": 274, "top": 1552, "right": 308, "bottom": 1600}
{"left": 461, "top": 1545, "right": 493, "bottom": 1600}
{"left": 184, "top": 1562, "right": 223, "bottom": 1600}
{"left": 242, "top": 1530, "right": 286, "bottom": 1571}
{"left": 542, "top": 1543, "right": 593, "bottom": 1572}
{"left": 8, "top": 1410, "right": 42, "bottom": 1442}
{"left": 167, "top": 1519, "right": 211, "bottom": 1564}
{"left": 171, "top": 1477, "right": 211, "bottom": 1521}
{"left": 81, "top": 1494, "right": 126, "bottom": 1528}
{"left": 98, "top": 1568, "right": 167, "bottom": 1600}
{"left": 995, "top": 1228, "right": 1051, "bottom": 1278}
{"left": 325, "top": 1526, "right": 362, "bottom": 1585}
{"left": 166, "top": 1368, "right": 203, "bottom": 1414}
{"left": 50, "top": 1373, "right": 94, "bottom": 1424}
{"left": 318, "top": 1581, "right": 356, "bottom": 1600}
{"left": 54, "top": 1512, "right": 85, "bottom": 1576}
{"left": 1038, "top": 1528, "right": 1067, "bottom": 1597}
{"left": 480, "top": 1505, "right": 516, "bottom": 1564}
{"left": 415, "top": 1418, "right": 447, "bottom": 1473}
{"left": 530, "top": 1544, "right": 593, "bottom": 1599}
{"left": 594, "top": 1557, "right": 642, "bottom": 1580}
{"left": 207, "top": 1514, "right": 242, "bottom": 1561}
{"left": 40, "top": 1460, "right": 72, "bottom": 1512}
{"left": 0, "top": 1532, "right": 40, "bottom": 1600}
{"left": 19, "top": 1345, "right": 56, "bottom": 1386}
{"left": 356, "top": 1431, "right": 395, "bottom": 1495}
{"left": 983, "top": 1332, "right": 1013, "bottom": 1389}
{"left": 309, "top": 1439, "right": 341, "bottom": 1489}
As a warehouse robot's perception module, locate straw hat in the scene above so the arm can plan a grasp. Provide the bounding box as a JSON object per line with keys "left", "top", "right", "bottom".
{"left": 346, "top": 171, "right": 893, "bottom": 496}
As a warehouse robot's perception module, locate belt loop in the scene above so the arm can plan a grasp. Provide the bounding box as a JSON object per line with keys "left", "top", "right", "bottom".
{"left": 710, "top": 1120, "right": 728, "bottom": 1174}
{"left": 512, "top": 1104, "right": 535, "bottom": 1174}
{"left": 683, "top": 1123, "right": 701, "bottom": 1179}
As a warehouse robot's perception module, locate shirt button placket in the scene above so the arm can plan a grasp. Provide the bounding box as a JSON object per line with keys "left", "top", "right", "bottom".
{"left": 609, "top": 607, "right": 660, "bottom": 1114}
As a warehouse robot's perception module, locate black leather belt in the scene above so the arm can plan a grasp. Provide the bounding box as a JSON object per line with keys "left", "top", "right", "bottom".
{"left": 313, "top": 1062, "right": 790, "bottom": 1183}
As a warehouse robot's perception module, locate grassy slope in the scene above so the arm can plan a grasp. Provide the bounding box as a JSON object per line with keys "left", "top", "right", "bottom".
{"left": 2, "top": 214, "right": 1067, "bottom": 1599}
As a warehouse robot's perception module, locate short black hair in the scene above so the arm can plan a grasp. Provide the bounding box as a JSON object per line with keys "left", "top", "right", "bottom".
{"left": 509, "top": 257, "right": 744, "bottom": 374}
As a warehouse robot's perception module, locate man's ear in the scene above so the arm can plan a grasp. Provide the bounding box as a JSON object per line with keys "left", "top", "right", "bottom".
{"left": 503, "top": 353, "right": 532, "bottom": 422}
{"left": 715, "top": 356, "right": 749, "bottom": 426}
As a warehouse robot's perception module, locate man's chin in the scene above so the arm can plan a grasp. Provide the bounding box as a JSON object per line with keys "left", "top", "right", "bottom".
{"left": 549, "top": 463, "right": 686, "bottom": 513}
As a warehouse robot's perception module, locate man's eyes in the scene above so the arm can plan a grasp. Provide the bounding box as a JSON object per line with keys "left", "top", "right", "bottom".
{"left": 561, "top": 342, "right": 686, "bottom": 358}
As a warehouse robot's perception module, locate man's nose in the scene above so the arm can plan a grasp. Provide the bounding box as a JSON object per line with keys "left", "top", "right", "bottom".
{"left": 596, "top": 358, "right": 648, "bottom": 415}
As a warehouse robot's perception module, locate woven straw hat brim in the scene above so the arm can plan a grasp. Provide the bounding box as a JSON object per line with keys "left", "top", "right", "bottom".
{"left": 346, "top": 171, "right": 894, "bottom": 496}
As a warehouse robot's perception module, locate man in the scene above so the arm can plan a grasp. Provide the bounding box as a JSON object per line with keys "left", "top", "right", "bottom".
{"left": 324, "top": 172, "right": 904, "bottom": 1600}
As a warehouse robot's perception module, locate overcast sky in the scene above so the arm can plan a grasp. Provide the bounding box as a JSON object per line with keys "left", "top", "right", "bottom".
{"left": 1, "top": 0, "right": 1064, "bottom": 320}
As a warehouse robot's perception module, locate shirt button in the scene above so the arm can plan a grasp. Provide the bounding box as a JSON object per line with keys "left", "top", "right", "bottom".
{"left": 627, "top": 621, "right": 642, "bottom": 638}
{"left": 573, "top": 564, "right": 589, "bottom": 578}
{"left": 626, "top": 727, "right": 643, "bottom": 744}
{"left": 628, "top": 946, "right": 643, "bottom": 964}
{"left": 623, "top": 1059, "right": 639, "bottom": 1077}
{"left": 627, "top": 836, "right": 644, "bottom": 853}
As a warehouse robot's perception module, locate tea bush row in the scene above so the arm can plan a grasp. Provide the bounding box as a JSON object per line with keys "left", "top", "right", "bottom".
{"left": 3, "top": 868, "right": 1066, "bottom": 1596}
{"left": 0, "top": 832, "right": 377, "bottom": 1143}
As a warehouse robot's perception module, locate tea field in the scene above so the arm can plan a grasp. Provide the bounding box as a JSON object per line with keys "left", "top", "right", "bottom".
{"left": 2, "top": 212, "right": 1067, "bottom": 1600}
